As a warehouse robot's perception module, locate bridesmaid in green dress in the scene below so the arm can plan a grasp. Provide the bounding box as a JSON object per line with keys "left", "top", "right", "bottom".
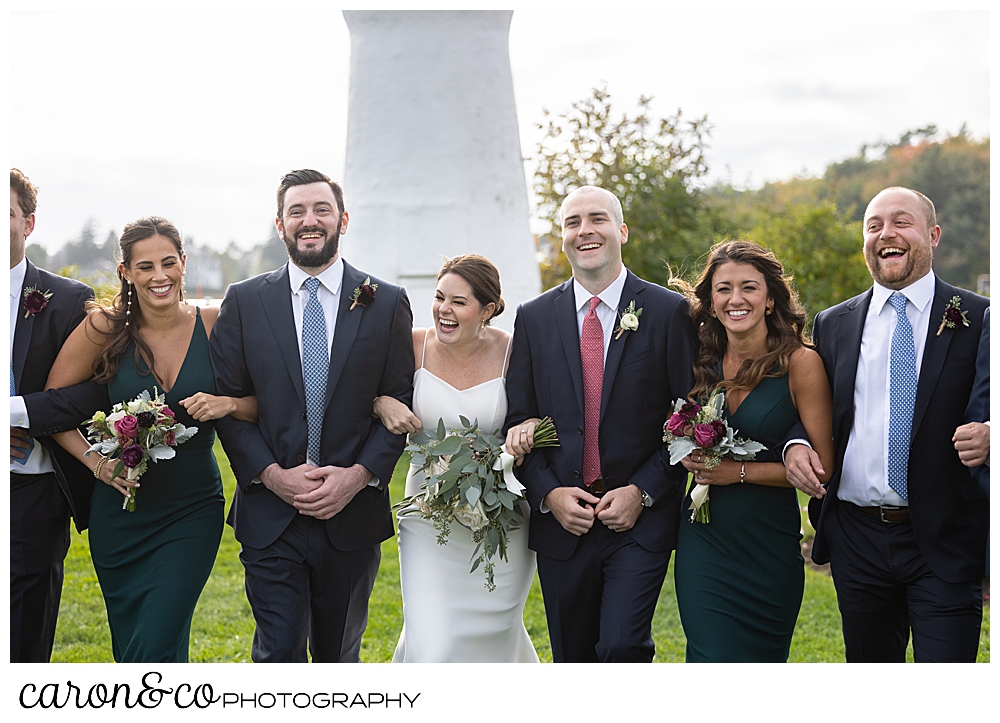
{"left": 45, "top": 217, "right": 258, "bottom": 662}
{"left": 670, "top": 240, "right": 834, "bottom": 662}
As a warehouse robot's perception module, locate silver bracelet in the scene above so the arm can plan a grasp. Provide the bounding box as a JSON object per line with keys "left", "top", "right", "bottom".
{"left": 739, "top": 462, "right": 746, "bottom": 484}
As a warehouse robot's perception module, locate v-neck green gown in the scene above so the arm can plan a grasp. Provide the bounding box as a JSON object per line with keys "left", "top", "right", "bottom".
{"left": 88, "top": 309, "right": 224, "bottom": 662}
{"left": 673, "top": 374, "right": 805, "bottom": 662}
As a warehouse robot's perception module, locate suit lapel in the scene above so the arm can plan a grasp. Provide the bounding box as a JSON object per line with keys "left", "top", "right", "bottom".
{"left": 910, "top": 276, "right": 955, "bottom": 442}
{"left": 833, "top": 289, "right": 871, "bottom": 442}
{"left": 600, "top": 271, "right": 644, "bottom": 421}
{"left": 324, "top": 262, "right": 365, "bottom": 411}
{"left": 12, "top": 260, "right": 40, "bottom": 391}
{"left": 554, "top": 281, "right": 585, "bottom": 416}
{"left": 260, "top": 265, "right": 306, "bottom": 406}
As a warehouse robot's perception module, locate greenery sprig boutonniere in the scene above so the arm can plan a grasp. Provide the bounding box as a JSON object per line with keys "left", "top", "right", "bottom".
{"left": 613, "top": 300, "right": 642, "bottom": 339}
{"left": 936, "top": 295, "right": 970, "bottom": 336}
{"left": 350, "top": 277, "right": 378, "bottom": 311}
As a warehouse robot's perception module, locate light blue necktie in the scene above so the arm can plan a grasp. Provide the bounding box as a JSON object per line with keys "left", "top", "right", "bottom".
{"left": 302, "top": 277, "right": 328, "bottom": 465}
{"left": 887, "top": 292, "right": 916, "bottom": 500}
{"left": 10, "top": 364, "right": 33, "bottom": 465}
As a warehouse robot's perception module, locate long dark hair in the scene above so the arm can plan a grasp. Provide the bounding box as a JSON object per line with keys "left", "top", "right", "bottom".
{"left": 671, "top": 240, "right": 810, "bottom": 401}
{"left": 90, "top": 216, "right": 185, "bottom": 384}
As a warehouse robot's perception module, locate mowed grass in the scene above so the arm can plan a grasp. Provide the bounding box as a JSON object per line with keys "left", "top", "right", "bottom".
{"left": 51, "top": 442, "right": 989, "bottom": 662}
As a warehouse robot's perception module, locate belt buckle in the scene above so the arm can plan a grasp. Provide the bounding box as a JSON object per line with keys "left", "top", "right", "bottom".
{"left": 590, "top": 478, "right": 606, "bottom": 497}
{"left": 879, "top": 505, "right": 901, "bottom": 523}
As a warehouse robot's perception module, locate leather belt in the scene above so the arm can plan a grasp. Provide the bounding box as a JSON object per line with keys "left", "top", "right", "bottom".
{"left": 850, "top": 503, "right": 910, "bottom": 524}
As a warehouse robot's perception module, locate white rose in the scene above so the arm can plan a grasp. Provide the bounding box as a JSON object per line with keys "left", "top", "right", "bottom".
{"left": 427, "top": 455, "right": 451, "bottom": 478}
{"left": 453, "top": 501, "right": 489, "bottom": 532}
{"left": 620, "top": 312, "right": 639, "bottom": 332}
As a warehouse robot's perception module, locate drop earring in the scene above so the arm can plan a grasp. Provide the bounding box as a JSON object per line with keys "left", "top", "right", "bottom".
{"left": 125, "top": 282, "right": 133, "bottom": 327}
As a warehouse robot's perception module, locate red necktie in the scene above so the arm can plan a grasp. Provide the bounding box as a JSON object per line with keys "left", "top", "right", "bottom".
{"left": 581, "top": 296, "right": 604, "bottom": 487}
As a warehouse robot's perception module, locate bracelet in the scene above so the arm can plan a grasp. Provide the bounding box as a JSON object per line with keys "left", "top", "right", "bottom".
{"left": 93, "top": 456, "right": 109, "bottom": 481}
{"left": 739, "top": 462, "right": 746, "bottom": 484}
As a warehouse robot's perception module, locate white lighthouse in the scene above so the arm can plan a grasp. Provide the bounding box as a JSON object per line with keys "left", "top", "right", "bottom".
{"left": 341, "top": 10, "right": 540, "bottom": 331}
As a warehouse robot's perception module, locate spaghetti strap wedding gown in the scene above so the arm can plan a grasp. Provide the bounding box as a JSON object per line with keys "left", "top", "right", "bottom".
{"left": 391, "top": 336, "right": 538, "bottom": 662}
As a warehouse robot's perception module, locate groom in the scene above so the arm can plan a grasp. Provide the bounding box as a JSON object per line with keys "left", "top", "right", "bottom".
{"left": 211, "top": 169, "right": 414, "bottom": 663}
{"left": 504, "top": 186, "right": 695, "bottom": 662}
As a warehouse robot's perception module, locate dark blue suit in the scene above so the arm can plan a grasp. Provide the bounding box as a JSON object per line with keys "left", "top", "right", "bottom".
{"left": 963, "top": 306, "right": 989, "bottom": 574}
{"left": 808, "top": 276, "right": 988, "bottom": 661}
{"left": 504, "top": 270, "right": 695, "bottom": 662}
{"left": 11, "top": 260, "right": 94, "bottom": 662}
{"left": 210, "top": 261, "right": 413, "bottom": 662}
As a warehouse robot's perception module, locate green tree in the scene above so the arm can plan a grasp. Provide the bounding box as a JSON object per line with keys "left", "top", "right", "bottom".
{"left": 532, "top": 86, "right": 713, "bottom": 289}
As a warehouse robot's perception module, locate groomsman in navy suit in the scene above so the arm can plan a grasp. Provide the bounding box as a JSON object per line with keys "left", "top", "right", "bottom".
{"left": 789, "top": 187, "right": 989, "bottom": 662}
{"left": 504, "top": 186, "right": 695, "bottom": 662}
{"left": 210, "top": 170, "right": 413, "bottom": 662}
{"left": 9, "top": 169, "right": 94, "bottom": 662}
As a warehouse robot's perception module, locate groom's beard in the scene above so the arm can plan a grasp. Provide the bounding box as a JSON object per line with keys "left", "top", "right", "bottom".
{"left": 284, "top": 221, "right": 341, "bottom": 268}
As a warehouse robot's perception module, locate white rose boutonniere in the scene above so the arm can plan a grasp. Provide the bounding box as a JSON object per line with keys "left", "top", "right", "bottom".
{"left": 614, "top": 300, "right": 643, "bottom": 340}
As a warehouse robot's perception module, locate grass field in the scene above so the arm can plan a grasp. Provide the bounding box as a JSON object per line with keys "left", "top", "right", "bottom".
{"left": 51, "top": 441, "right": 989, "bottom": 663}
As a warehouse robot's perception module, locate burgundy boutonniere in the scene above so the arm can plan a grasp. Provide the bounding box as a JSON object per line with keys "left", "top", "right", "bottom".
{"left": 22, "top": 286, "right": 53, "bottom": 318}
{"left": 936, "top": 295, "right": 970, "bottom": 336}
{"left": 349, "top": 277, "right": 378, "bottom": 311}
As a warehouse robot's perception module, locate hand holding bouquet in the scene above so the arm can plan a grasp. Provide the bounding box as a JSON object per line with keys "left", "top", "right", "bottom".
{"left": 663, "top": 390, "right": 765, "bottom": 523}
{"left": 84, "top": 389, "right": 198, "bottom": 511}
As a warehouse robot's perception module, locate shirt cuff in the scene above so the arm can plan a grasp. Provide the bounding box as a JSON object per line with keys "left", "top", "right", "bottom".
{"left": 10, "top": 396, "right": 29, "bottom": 428}
{"left": 781, "top": 438, "right": 811, "bottom": 464}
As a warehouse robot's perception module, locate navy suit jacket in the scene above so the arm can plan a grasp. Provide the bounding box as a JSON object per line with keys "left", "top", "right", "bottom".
{"left": 210, "top": 261, "right": 414, "bottom": 551}
{"left": 13, "top": 260, "right": 95, "bottom": 531}
{"left": 809, "top": 276, "right": 989, "bottom": 583}
{"left": 504, "top": 270, "right": 696, "bottom": 561}
{"left": 964, "top": 306, "right": 989, "bottom": 496}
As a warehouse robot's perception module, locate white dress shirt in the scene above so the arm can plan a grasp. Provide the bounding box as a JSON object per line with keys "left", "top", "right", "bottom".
{"left": 287, "top": 258, "right": 344, "bottom": 362}
{"left": 572, "top": 265, "right": 628, "bottom": 360}
{"left": 838, "top": 271, "right": 936, "bottom": 507}
{"left": 10, "top": 257, "right": 54, "bottom": 474}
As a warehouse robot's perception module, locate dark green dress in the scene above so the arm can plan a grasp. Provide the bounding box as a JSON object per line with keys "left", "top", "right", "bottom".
{"left": 89, "top": 309, "right": 224, "bottom": 662}
{"left": 673, "top": 374, "right": 804, "bottom": 662}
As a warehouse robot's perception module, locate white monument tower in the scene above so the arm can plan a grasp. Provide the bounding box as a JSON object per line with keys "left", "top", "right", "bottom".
{"left": 341, "top": 10, "right": 540, "bottom": 331}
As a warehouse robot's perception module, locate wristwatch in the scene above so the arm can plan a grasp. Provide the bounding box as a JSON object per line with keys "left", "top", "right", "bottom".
{"left": 638, "top": 487, "right": 653, "bottom": 507}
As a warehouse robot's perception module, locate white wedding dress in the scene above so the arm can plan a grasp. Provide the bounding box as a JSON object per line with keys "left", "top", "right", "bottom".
{"left": 391, "top": 339, "right": 539, "bottom": 663}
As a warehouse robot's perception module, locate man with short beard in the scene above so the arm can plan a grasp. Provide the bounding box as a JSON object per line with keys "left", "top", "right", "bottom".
{"left": 210, "top": 169, "right": 414, "bottom": 662}
{"left": 786, "top": 186, "right": 989, "bottom": 662}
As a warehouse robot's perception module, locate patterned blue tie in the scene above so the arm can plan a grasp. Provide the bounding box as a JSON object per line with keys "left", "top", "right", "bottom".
{"left": 302, "top": 277, "right": 328, "bottom": 465}
{"left": 887, "top": 292, "right": 916, "bottom": 500}
{"left": 10, "top": 364, "right": 33, "bottom": 465}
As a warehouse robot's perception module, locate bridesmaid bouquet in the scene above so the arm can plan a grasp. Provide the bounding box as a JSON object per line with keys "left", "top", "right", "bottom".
{"left": 84, "top": 389, "right": 198, "bottom": 512}
{"left": 397, "top": 416, "right": 559, "bottom": 591}
{"left": 662, "top": 390, "right": 765, "bottom": 524}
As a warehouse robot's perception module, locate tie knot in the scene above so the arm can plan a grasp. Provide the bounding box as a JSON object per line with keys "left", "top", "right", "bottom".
{"left": 304, "top": 277, "right": 321, "bottom": 298}
{"left": 889, "top": 292, "right": 907, "bottom": 316}
{"left": 588, "top": 297, "right": 601, "bottom": 313}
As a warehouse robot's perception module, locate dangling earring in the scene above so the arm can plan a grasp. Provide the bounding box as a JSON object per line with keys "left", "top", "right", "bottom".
{"left": 125, "top": 282, "right": 133, "bottom": 327}
{"left": 708, "top": 308, "right": 717, "bottom": 318}
{"left": 480, "top": 318, "right": 487, "bottom": 329}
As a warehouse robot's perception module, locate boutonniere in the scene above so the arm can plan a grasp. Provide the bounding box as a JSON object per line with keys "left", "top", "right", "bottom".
{"left": 613, "top": 300, "right": 642, "bottom": 339}
{"left": 349, "top": 277, "right": 378, "bottom": 311}
{"left": 936, "top": 295, "right": 970, "bottom": 336}
{"left": 22, "top": 286, "right": 54, "bottom": 318}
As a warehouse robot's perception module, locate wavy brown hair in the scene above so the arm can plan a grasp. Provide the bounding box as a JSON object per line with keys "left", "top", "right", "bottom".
{"left": 89, "top": 216, "right": 185, "bottom": 384}
{"left": 671, "top": 240, "right": 810, "bottom": 401}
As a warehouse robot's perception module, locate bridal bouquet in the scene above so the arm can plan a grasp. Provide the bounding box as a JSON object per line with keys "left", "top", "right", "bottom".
{"left": 662, "top": 390, "right": 766, "bottom": 524}
{"left": 84, "top": 389, "right": 198, "bottom": 512}
{"left": 396, "top": 416, "right": 559, "bottom": 591}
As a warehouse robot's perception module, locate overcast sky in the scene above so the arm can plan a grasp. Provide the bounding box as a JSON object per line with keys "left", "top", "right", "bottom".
{"left": 10, "top": 1, "right": 991, "bottom": 254}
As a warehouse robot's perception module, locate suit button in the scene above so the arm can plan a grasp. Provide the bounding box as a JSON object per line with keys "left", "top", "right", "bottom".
{"left": 297, "top": 455, "right": 305, "bottom": 463}
{"left": 301, "top": 412, "right": 307, "bottom": 420}
{"left": 577, "top": 426, "right": 584, "bottom": 434}
{"left": 574, "top": 471, "right": 581, "bottom": 478}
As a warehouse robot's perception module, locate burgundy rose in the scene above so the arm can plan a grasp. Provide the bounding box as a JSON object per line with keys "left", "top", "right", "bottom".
{"left": 136, "top": 411, "right": 157, "bottom": 429}
{"left": 665, "top": 413, "right": 687, "bottom": 436}
{"left": 678, "top": 402, "right": 701, "bottom": 421}
{"left": 711, "top": 420, "right": 727, "bottom": 443}
{"left": 944, "top": 306, "right": 964, "bottom": 324}
{"left": 121, "top": 444, "right": 143, "bottom": 469}
{"left": 161, "top": 407, "right": 175, "bottom": 418}
{"left": 164, "top": 430, "right": 176, "bottom": 446}
{"left": 114, "top": 415, "right": 139, "bottom": 438}
{"left": 23, "top": 289, "right": 50, "bottom": 316}
{"left": 693, "top": 423, "right": 718, "bottom": 448}
{"left": 355, "top": 284, "right": 376, "bottom": 308}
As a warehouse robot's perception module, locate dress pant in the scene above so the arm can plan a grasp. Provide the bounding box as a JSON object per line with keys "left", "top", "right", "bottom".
{"left": 10, "top": 471, "right": 70, "bottom": 663}
{"left": 826, "top": 500, "right": 983, "bottom": 662}
{"left": 535, "top": 519, "right": 670, "bottom": 663}
{"left": 240, "top": 514, "right": 380, "bottom": 663}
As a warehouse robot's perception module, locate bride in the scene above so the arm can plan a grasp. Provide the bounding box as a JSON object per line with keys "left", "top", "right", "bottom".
{"left": 374, "top": 254, "right": 539, "bottom": 663}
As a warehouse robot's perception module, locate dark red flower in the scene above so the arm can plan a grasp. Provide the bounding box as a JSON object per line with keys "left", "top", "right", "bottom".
{"left": 164, "top": 430, "right": 176, "bottom": 446}
{"left": 693, "top": 423, "right": 718, "bottom": 448}
{"left": 121, "top": 444, "right": 143, "bottom": 468}
{"left": 136, "top": 411, "right": 157, "bottom": 428}
{"left": 678, "top": 402, "right": 701, "bottom": 421}
{"left": 114, "top": 415, "right": 139, "bottom": 438}
{"left": 665, "top": 414, "right": 687, "bottom": 436}
{"left": 944, "top": 307, "right": 964, "bottom": 324}
{"left": 23, "top": 289, "right": 50, "bottom": 316}
{"left": 356, "top": 284, "right": 376, "bottom": 308}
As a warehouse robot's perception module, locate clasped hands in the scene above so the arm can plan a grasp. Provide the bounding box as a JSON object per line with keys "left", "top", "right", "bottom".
{"left": 543, "top": 484, "right": 644, "bottom": 537}
{"left": 261, "top": 462, "right": 373, "bottom": 520}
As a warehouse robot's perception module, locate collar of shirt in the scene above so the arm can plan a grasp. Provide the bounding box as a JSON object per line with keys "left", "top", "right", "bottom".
{"left": 287, "top": 257, "right": 345, "bottom": 298}
{"left": 10, "top": 257, "right": 27, "bottom": 300}
{"left": 870, "top": 270, "right": 935, "bottom": 317}
{"left": 572, "top": 265, "right": 628, "bottom": 315}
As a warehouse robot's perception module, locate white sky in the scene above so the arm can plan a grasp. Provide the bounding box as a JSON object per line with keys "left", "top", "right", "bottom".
{"left": 9, "top": 1, "right": 992, "bottom": 254}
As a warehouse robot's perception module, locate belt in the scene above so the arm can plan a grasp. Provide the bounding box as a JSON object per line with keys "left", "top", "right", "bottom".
{"left": 850, "top": 503, "right": 910, "bottom": 524}
{"left": 588, "top": 478, "right": 606, "bottom": 496}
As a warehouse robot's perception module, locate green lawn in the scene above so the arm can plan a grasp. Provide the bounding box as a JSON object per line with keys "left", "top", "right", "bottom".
{"left": 51, "top": 442, "right": 989, "bottom": 662}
